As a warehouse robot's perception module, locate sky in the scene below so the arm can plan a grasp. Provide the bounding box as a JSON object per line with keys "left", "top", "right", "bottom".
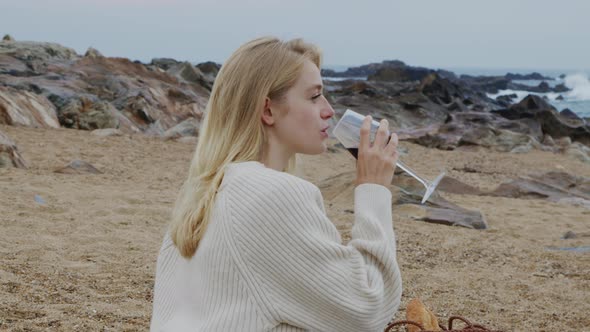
{"left": 1, "top": 0, "right": 589, "bottom": 71}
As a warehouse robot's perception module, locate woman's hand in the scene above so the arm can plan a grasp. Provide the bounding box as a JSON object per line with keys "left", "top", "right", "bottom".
{"left": 355, "top": 116, "right": 399, "bottom": 187}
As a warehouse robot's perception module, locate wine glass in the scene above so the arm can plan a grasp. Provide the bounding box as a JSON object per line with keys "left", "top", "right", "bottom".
{"left": 332, "top": 109, "right": 445, "bottom": 204}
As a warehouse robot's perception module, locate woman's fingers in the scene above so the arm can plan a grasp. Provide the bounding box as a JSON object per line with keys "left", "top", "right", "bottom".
{"left": 385, "top": 132, "right": 399, "bottom": 156}
{"left": 373, "top": 119, "right": 389, "bottom": 149}
{"left": 359, "top": 115, "right": 371, "bottom": 155}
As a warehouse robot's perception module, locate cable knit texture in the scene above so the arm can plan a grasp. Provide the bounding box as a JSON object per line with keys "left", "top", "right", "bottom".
{"left": 151, "top": 161, "right": 402, "bottom": 331}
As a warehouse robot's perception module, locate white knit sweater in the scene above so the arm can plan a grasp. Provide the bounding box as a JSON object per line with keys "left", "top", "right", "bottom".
{"left": 150, "top": 161, "right": 402, "bottom": 331}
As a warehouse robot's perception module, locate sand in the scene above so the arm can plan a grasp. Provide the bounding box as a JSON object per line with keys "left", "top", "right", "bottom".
{"left": 1, "top": 124, "right": 589, "bottom": 331}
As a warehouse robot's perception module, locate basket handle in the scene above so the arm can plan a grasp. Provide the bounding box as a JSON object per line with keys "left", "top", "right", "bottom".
{"left": 449, "top": 316, "right": 474, "bottom": 329}
{"left": 384, "top": 320, "right": 426, "bottom": 332}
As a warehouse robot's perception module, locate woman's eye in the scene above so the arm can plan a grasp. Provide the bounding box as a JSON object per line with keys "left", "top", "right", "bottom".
{"left": 311, "top": 93, "right": 322, "bottom": 100}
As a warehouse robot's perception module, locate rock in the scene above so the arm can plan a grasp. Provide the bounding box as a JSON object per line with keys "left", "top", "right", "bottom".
{"left": 150, "top": 57, "right": 179, "bottom": 70}
{"left": 505, "top": 72, "right": 553, "bottom": 80}
{"left": 195, "top": 61, "right": 221, "bottom": 77}
{"left": 322, "top": 60, "right": 407, "bottom": 78}
{"left": 507, "top": 81, "right": 569, "bottom": 94}
{"left": 562, "top": 231, "right": 590, "bottom": 239}
{"left": 555, "top": 136, "right": 572, "bottom": 147}
{"left": 556, "top": 95, "right": 565, "bottom": 101}
{"left": 0, "top": 44, "right": 207, "bottom": 135}
{"left": 335, "top": 81, "right": 379, "bottom": 97}
{"left": 409, "top": 112, "right": 540, "bottom": 152}
{"left": 496, "top": 93, "right": 518, "bottom": 107}
{"left": 493, "top": 95, "right": 590, "bottom": 145}
{"left": 55, "top": 160, "right": 102, "bottom": 174}
{"left": 3, "top": 34, "right": 14, "bottom": 42}
{"left": 458, "top": 75, "right": 510, "bottom": 94}
{"left": 542, "top": 134, "right": 555, "bottom": 146}
{"left": 510, "top": 94, "right": 555, "bottom": 112}
{"left": 565, "top": 145, "right": 590, "bottom": 163}
{"left": 536, "top": 81, "right": 551, "bottom": 92}
{"left": 166, "top": 62, "right": 213, "bottom": 90}
{"left": 57, "top": 98, "right": 119, "bottom": 130}
{"left": 510, "top": 143, "right": 534, "bottom": 154}
{"left": 554, "top": 83, "right": 569, "bottom": 93}
{"left": 91, "top": 128, "right": 123, "bottom": 137}
{"left": 560, "top": 108, "right": 582, "bottom": 121}
{"left": 163, "top": 117, "right": 201, "bottom": 140}
{"left": 396, "top": 123, "right": 441, "bottom": 141}
{"left": 421, "top": 75, "right": 465, "bottom": 104}
{"left": 394, "top": 172, "right": 487, "bottom": 229}
{"left": 436, "top": 176, "right": 485, "bottom": 196}
{"left": 0, "top": 130, "right": 28, "bottom": 168}
{"left": 0, "top": 86, "right": 60, "bottom": 128}
{"left": 488, "top": 172, "right": 590, "bottom": 205}
{"left": 0, "top": 39, "right": 78, "bottom": 62}
{"left": 368, "top": 66, "right": 432, "bottom": 83}
{"left": 317, "top": 170, "right": 487, "bottom": 230}
{"left": 563, "top": 231, "right": 577, "bottom": 239}
{"left": 84, "top": 47, "right": 103, "bottom": 58}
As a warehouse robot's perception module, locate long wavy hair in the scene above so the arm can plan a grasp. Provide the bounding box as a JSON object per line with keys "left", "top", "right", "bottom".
{"left": 170, "top": 36, "right": 322, "bottom": 258}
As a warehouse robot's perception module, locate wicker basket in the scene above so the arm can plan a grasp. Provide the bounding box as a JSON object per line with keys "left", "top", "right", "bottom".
{"left": 384, "top": 316, "right": 504, "bottom": 332}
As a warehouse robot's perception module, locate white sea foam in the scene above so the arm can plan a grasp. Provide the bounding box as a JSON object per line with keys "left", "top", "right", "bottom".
{"left": 488, "top": 73, "right": 590, "bottom": 104}
{"left": 564, "top": 73, "right": 590, "bottom": 100}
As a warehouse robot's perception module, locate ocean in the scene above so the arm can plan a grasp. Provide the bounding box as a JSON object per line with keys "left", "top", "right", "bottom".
{"left": 323, "top": 65, "right": 590, "bottom": 118}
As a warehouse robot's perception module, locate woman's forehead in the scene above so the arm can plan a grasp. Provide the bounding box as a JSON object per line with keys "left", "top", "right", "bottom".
{"left": 296, "top": 61, "right": 322, "bottom": 90}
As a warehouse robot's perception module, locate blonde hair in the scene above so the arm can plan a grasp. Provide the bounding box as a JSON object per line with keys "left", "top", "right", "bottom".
{"left": 170, "top": 36, "right": 322, "bottom": 258}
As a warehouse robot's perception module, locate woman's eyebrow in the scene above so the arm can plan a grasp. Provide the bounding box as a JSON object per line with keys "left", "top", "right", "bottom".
{"left": 306, "top": 84, "right": 323, "bottom": 92}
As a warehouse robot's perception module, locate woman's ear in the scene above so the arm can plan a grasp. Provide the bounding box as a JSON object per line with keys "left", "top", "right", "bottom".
{"left": 261, "top": 97, "right": 275, "bottom": 126}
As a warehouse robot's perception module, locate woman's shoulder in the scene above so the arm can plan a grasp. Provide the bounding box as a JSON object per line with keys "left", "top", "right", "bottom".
{"left": 220, "top": 161, "right": 320, "bottom": 203}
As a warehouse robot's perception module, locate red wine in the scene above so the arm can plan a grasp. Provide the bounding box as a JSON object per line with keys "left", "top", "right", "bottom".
{"left": 345, "top": 136, "right": 391, "bottom": 159}
{"left": 346, "top": 148, "right": 359, "bottom": 159}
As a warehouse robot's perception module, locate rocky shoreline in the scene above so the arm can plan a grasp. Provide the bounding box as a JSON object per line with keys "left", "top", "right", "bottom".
{"left": 1, "top": 35, "right": 588, "bottom": 162}
{"left": 2, "top": 36, "right": 590, "bottom": 208}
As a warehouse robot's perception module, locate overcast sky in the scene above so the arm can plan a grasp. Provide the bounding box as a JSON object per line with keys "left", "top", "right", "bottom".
{"left": 2, "top": 0, "right": 589, "bottom": 70}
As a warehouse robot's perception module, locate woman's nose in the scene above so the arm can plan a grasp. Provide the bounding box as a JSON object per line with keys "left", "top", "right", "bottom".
{"left": 321, "top": 101, "right": 335, "bottom": 119}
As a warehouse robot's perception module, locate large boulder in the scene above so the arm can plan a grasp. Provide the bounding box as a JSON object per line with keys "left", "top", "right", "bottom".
{"left": 166, "top": 62, "right": 211, "bottom": 88}
{"left": 489, "top": 172, "right": 590, "bottom": 206}
{"left": 493, "top": 95, "right": 590, "bottom": 145}
{"left": 57, "top": 97, "right": 120, "bottom": 130}
{"left": 1, "top": 42, "right": 209, "bottom": 135}
{"left": 84, "top": 47, "right": 103, "bottom": 58}
{"left": 322, "top": 60, "right": 407, "bottom": 78}
{"left": 0, "top": 39, "right": 78, "bottom": 62}
{"left": 505, "top": 72, "right": 553, "bottom": 80}
{"left": 368, "top": 66, "right": 432, "bottom": 83}
{"left": 408, "top": 112, "right": 540, "bottom": 152}
{"left": 196, "top": 61, "right": 221, "bottom": 77}
{"left": 459, "top": 75, "right": 511, "bottom": 94}
{"left": 0, "top": 130, "right": 27, "bottom": 168}
{"left": 150, "top": 57, "right": 180, "bottom": 71}
{"left": 0, "top": 86, "right": 60, "bottom": 128}
{"left": 163, "top": 117, "right": 201, "bottom": 140}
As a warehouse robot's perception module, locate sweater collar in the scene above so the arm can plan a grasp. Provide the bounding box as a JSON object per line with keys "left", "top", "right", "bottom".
{"left": 218, "top": 161, "right": 266, "bottom": 193}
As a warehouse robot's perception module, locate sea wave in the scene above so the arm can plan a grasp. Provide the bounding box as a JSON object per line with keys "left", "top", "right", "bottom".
{"left": 564, "top": 73, "right": 590, "bottom": 100}
{"left": 488, "top": 72, "right": 590, "bottom": 103}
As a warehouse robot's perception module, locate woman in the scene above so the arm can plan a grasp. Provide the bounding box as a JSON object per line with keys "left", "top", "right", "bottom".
{"left": 151, "top": 36, "right": 402, "bottom": 332}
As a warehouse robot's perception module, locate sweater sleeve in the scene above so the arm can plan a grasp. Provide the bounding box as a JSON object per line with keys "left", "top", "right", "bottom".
{"left": 224, "top": 174, "right": 402, "bottom": 332}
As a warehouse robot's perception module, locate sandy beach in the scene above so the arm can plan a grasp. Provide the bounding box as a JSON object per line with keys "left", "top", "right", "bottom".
{"left": 1, "top": 123, "right": 589, "bottom": 331}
